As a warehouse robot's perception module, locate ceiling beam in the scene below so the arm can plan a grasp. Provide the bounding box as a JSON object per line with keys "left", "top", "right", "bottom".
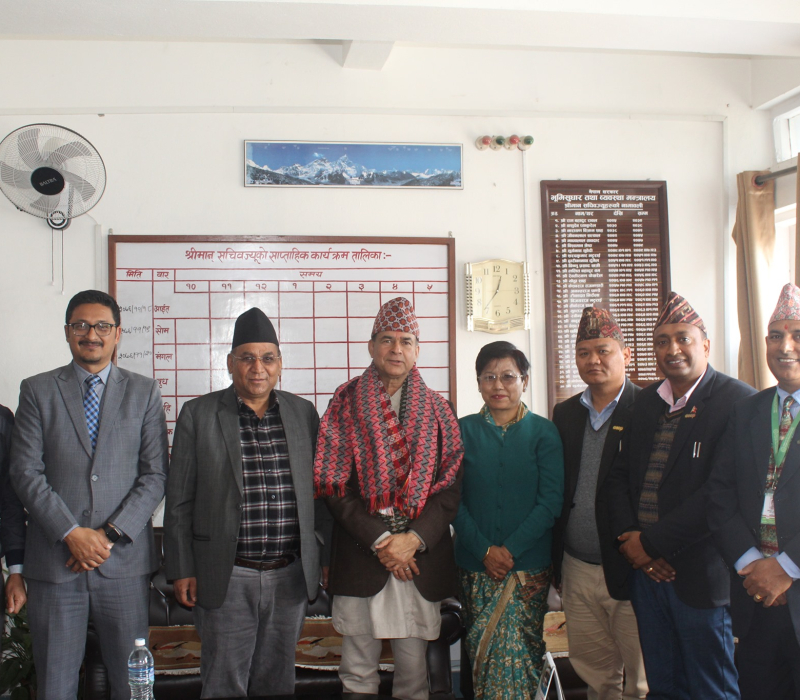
{"left": 752, "top": 57, "right": 800, "bottom": 110}
{"left": 341, "top": 40, "right": 394, "bottom": 70}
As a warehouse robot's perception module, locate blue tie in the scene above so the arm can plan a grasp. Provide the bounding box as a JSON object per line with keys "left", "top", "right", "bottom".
{"left": 83, "top": 375, "right": 102, "bottom": 453}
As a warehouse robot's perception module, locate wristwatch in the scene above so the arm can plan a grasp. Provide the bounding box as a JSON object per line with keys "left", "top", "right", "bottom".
{"left": 103, "top": 522, "right": 123, "bottom": 543}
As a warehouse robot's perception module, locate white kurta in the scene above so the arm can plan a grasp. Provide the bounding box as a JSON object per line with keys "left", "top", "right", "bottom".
{"left": 332, "top": 387, "right": 441, "bottom": 641}
{"left": 333, "top": 575, "right": 441, "bottom": 640}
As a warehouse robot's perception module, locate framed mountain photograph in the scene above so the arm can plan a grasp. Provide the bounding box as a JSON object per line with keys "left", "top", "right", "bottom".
{"left": 244, "top": 141, "right": 462, "bottom": 189}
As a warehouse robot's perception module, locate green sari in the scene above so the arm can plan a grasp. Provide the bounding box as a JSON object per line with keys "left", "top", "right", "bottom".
{"left": 459, "top": 566, "right": 551, "bottom": 699}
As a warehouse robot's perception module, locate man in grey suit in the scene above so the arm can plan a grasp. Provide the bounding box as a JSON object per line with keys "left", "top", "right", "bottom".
{"left": 164, "top": 307, "right": 327, "bottom": 697}
{"left": 10, "top": 289, "right": 169, "bottom": 700}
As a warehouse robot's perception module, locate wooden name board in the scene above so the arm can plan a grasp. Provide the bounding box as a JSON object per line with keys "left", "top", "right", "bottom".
{"left": 541, "top": 180, "right": 671, "bottom": 411}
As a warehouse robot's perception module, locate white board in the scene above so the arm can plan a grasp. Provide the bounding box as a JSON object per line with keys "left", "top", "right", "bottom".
{"left": 109, "top": 236, "right": 456, "bottom": 445}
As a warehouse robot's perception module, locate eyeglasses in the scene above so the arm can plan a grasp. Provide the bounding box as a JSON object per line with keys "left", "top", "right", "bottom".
{"left": 66, "top": 322, "right": 118, "bottom": 337}
{"left": 230, "top": 354, "right": 281, "bottom": 367}
{"left": 478, "top": 373, "right": 525, "bottom": 385}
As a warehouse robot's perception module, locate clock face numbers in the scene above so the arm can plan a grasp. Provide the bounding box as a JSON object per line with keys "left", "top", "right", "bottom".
{"left": 475, "top": 268, "right": 522, "bottom": 319}
{"left": 467, "top": 259, "right": 530, "bottom": 333}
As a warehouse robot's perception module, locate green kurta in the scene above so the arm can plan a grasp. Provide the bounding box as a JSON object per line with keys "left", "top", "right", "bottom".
{"left": 454, "top": 407, "right": 564, "bottom": 698}
{"left": 453, "top": 409, "right": 564, "bottom": 572}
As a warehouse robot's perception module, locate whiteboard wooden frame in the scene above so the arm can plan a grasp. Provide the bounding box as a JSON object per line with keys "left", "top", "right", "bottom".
{"left": 108, "top": 235, "right": 457, "bottom": 424}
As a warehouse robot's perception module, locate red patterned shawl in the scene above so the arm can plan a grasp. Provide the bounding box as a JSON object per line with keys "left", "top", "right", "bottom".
{"left": 314, "top": 363, "right": 463, "bottom": 519}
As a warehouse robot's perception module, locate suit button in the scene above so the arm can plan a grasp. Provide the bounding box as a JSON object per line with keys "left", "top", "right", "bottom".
{"left": 230, "top": 535, "right": 236, "bottom": 542}
{"left": 83, "top": 510, "right": 90, "bottom": 517}
{"left": 91, "top": 475, "right": 98, "bottom": 482}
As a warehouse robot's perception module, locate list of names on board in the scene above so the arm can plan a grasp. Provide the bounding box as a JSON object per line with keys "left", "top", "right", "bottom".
{"left": 541, "top": 180, "right": 670, "bottom": 409}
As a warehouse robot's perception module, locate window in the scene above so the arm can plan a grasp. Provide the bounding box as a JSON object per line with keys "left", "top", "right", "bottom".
{"left": 790, "top": 115, "right": 800, "bottom": 162}
{"left": 771, "top": 93, "right": 800, "bottom": 163}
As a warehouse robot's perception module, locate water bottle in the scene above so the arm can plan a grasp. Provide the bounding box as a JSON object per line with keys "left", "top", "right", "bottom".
{"left": 128, "top": 638, "right": 154, "bottom": 700}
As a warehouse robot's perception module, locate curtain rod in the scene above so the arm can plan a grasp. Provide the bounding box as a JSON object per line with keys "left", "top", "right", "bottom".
{"left": 755, "top": 165, "right": 798, "bottom": 186}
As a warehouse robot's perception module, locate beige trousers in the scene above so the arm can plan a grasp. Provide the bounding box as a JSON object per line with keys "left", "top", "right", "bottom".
{"left": 339, "top": 634, "right": 429, "bottom": 700}
{"left": 561, "top": 552, "right": 648, "bottom": 700}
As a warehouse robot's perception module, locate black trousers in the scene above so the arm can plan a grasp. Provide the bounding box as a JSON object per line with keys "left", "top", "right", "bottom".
{"left": 737, "top": 602, "right": 800, "bottom": 700}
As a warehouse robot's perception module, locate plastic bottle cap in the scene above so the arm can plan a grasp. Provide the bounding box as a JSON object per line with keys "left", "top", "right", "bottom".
{"left": 134, "top": 638, "right": 146, "bottom": 646}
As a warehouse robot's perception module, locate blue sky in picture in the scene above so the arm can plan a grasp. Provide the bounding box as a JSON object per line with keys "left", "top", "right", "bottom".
{"left": 247, "top": 142, "right": 461, "bottom": 172}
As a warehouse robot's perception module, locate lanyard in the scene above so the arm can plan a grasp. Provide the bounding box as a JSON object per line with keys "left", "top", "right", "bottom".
{"left": 771, "top": 392, "right": 800, "bottom": 471}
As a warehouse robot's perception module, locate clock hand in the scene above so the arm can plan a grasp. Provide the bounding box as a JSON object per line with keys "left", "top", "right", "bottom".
{"left": 484, "top": 276, "right": 502, "bottom": 314}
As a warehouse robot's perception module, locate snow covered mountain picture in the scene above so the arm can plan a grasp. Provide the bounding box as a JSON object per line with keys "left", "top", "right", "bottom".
{"left": 244, "top": 141, "right": 462, "bottom": 189}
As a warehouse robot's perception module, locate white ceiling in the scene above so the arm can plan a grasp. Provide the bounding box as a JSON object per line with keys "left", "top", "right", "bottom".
{"left": 2, "top": 0, "right": 800, "bottom": 58}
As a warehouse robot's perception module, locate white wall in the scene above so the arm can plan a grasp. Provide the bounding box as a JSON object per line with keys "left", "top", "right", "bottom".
{"left": 752, "top": 57, "right": 800, "bottom": 109}
{"left": 0, "top": 40, "right": 773, "bottom": 417}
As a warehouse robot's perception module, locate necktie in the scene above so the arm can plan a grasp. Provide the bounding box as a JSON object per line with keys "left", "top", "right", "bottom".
{"left": 84, "top": 375, "right": 102, "bottom": 453}
{"left": 767, "top": 395, "right": 795, "bottom": 491}
{"left": 761, "top": 395, "right": 796, "bottom": 556}
{"left": 779, "top": 396, "right": 796, "bottom": 447}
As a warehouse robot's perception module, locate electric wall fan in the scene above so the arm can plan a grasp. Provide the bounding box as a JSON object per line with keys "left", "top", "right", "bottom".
{"left": 0, "top": 123, "right": 106, "bottom": 231}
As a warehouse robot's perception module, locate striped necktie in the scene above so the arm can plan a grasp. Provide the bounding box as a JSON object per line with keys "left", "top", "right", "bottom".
{"left": 83, "top": 375, "right": 102, "bottom": 453}
{"left": 769, "top": 395, "right": 796, "bottom": 489}
{"left": 780, "top": 396, "right": 796, "bottom": 444}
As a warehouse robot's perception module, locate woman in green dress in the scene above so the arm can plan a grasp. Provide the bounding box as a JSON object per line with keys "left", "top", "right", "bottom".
{"left": 454, "top": 341, "right": 564, "bottom": 699}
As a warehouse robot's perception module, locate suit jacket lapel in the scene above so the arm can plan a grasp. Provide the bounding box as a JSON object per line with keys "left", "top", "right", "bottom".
{"left": 751, "top": 391, "right": 775, "bottom": 490}
{"left": 778, "top": 437, "right": 800, "bottom": 490}
{"left": 564, "top": 401, "right": 587, "bottom": 502}
{"left": 277, "top": 392, "right": 313, "bottom": 533}
{"left": 597, "top": 380, "right": 635, "bottom": 492}
{"left": 772, "top": 390, "right": 800, "bottom": 491}
{"left": 218, "top": 387, "right": 243, "bottom": 495}
{"left": 56, "top": 364, "right": 94, "bottom": 458}
{"left": 277, "top": 393, "right": 303, "bottom": 489}
{"left": 636, "top": 390, "right": 665, "bottom": 486}
{"left": 94, "top": 364, "right": 126, "bottom": 458}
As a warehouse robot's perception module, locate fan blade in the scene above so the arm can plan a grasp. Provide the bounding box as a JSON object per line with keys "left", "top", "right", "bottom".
{"left": 0, "top": 162, "right": 33, "bottom": 189}
{"left": 28, "top": 194, "right": 59, "bottom": 215}
{"left": 47, "top": 141, "right": 92, "bottom": 168}
{"left": 62, "top": 171, "right": 96, "bottom": 202}
{"left": 17, "top": 127, "right": 46, "bottom": 170}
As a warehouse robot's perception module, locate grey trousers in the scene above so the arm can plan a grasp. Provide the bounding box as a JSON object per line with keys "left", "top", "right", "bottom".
{"left": 194, "top": 560, "right": 307, "bottom": 698}
{"left": 27, "top": 572, "right": 150, "bottom": 700}
{"left": 339, "top": 634, "right": 430, "bottom": 700}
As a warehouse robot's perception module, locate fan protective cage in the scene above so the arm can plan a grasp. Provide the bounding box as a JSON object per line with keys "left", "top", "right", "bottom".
{"left": 0, "top": 123, "right": 106, "bottom": 220}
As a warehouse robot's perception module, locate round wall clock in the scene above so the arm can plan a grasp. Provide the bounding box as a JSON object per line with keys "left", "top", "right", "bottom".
{"left": 465, "top": 258, "right": 530, "bottom": 333}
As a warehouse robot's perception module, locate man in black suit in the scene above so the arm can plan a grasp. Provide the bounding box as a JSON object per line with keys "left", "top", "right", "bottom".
{"left": 607, "top": 292, "right": 756, "bottom": 700}
{"left": 0, "top": 404, "right": 26, "bottom": 627}
{"left": 708, "top": 282, "right": 800, "bottom": 700}
{"left": 553, "top": 305, "right": 647, "bottom": 700}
